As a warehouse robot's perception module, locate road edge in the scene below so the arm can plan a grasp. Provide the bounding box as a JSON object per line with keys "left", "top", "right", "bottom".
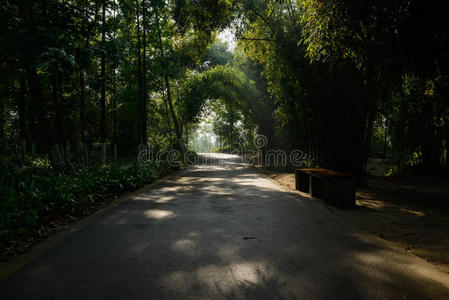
{"left": 0, "top": 168, "right": 183, "bottom": 283}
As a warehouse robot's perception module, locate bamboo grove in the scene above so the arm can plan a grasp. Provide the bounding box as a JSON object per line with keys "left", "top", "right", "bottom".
{"left": 1, "top": 0, "right": 449, "bottom": 183}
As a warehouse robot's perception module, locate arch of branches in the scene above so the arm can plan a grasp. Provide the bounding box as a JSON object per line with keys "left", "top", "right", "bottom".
{"left": 178, "top": 65, "right": 260, "bottom": 125}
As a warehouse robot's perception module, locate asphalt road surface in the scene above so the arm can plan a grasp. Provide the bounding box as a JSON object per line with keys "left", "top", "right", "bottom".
{"left": 1, "top": 153, "right": 449, "bottom": 299}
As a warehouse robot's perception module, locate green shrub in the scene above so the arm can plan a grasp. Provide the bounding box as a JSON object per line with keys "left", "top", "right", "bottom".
{"left": 0, "top": 157, "right": 172, "bottom": 251}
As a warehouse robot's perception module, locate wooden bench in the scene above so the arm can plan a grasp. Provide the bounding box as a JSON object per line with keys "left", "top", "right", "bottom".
{"left": 295, "top": 168, "right": 355, "bottom": 207}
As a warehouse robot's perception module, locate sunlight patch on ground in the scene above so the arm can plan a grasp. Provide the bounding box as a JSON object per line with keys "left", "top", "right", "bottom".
{"left": 144, "top": 209, "right": 176, "bottom": 220}
{"left": 353, "top": 251, "right": 389, "bottom": 265}
{"left": 234, "top": 177, "right": 279, "bottom": 190}
{"left": 132, "top": 196, "right": 150, "bottom": 201}
{"left": 196, "top": 261, "right": 271, "bottom": 289}
{"left": 154, "top": 196, "right": 176, "bottom": 203}
{"left": 171, "top": 239, "right": 196, "bottom": 255}
{"left": 408, "top": 264, "right": 449, "bottom": 289}
{"left": 399, "top": 207, "right": 426, "bottom": 217}
{"left": 159, "top": 261, "right": 272, "bottom": 295}
{"left": 187, "top": 231, "right": 200, "bottom": 238}
{"left": 159, "top": 186, "right": 187, "bottom": 192}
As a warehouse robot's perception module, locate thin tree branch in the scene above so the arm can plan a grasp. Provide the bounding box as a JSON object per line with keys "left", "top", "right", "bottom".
{"left": 237, "top": 36, "right": 278, "bottom": 42}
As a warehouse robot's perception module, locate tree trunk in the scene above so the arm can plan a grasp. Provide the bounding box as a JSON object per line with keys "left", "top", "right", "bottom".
{"left": 112, "top": 68, "right": 117, "bottom": 145}
{"left": 155, "top": 6, "right": 181, "bottom": 147}
{"left": 141, "top": 0, "right": 147, "bottom": 143}
{"left": 136, "top": 0, "right": 142, "bottom": 144}
{"left": 18, "top": 72, "right": 27, "bottom": 142}
{"left": 78, "top": 0, "right": 92, "bottom": 165}
{"left": 52, "top": 71, "right": 69, "bottom": 170}
{"left": 52, "top": 73, "right": 67, "bottom": 148}
{"left": 79, "top": 70, "right": 88, "bottom": 164}
{"left": 26, "top": 65, "right": 51, "bottom": 152}
{"left": 100, "top": 0, "right": 107, "bottom": 143}
{"left": 446, "top": 126, "right": 449, "bottom": 168}
{"left": 0, "top": 84, "right": 6, "bottom": 155}
{"left": 112, "top": 1, "right": 118, "bottom": 147}
{"left": 230, "top": 112, "right": 234, "bottom": 149}
{"left": 164, "top": 75, "right": 180, "bottom": 140}
{"left": 383, "top": 121, "right": 388, "bottom": 162}
{"left": 162, "top": 90, "right": 173, "bottom": 138}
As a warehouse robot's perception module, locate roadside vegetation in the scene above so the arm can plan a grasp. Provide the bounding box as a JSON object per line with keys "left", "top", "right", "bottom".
{"left": 0, "top": 155, "right": 177, "bottom": 258}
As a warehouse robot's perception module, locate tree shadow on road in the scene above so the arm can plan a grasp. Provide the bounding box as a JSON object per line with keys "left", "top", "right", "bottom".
{"left": 1, "top": 162, "right": 449, "bottom": 299}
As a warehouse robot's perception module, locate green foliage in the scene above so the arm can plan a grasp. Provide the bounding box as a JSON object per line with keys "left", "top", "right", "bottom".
{"left": 0, "top": 157, "right": 171, "bottom": 250}
{"left": 201, "top": 40, "right": 234, "bottom": 69}
{"left": 178, "top": 65, "right": 249, "bottom": 123}
{"left": 300, "top": 0, "right": 449, "bottom": 84}
{"left": 173, "top": 0, "right": 233, "bottom": 42}
{"left": 384, "top": 75, "right": 448, "bottom": 168}
{"left": 234, "top": 0, "right": 449, "bottom": 175}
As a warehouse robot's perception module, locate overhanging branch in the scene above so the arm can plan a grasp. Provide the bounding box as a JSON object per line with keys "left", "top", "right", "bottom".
{"left": 237, "top": 36, "right": 278, "bottom": 42}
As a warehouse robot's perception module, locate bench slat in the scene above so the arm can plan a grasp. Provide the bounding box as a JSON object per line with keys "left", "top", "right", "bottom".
{"left": 297, "top": 168, "right": 351, "bottom": 179}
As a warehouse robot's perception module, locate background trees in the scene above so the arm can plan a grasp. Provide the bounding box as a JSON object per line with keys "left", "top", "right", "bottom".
{"left": 300, "top": 0, "right": 449, "bottom": 171}
{"left": 0, "top": 0, "right": 236, "bottom": 250}
{"left": 2, "top": 0, "right": 448, "bottom": 175}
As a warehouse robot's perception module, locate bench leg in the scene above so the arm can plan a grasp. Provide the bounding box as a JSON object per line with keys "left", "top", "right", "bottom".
{"left": 310, "top": 176, "right": 324, "bottom": 198}
{"left": 324, "top": 179, "right": 355, "bottom": 207}
{"left": 295, "top": 170, "right": 310, "bottom": 193}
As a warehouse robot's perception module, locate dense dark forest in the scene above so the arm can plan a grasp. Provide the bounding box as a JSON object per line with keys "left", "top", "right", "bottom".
{"left": 1, "top": 1, "right": 448, "bottom": 254}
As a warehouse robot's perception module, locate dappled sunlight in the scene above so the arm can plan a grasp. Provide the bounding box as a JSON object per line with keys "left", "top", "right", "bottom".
{"left": 5, "top": 153, "right": 448, "bottom": 299}
{"left": 3, "top": 0, "right": 449, "bottom": 297}
{"left": 347, "top": 232, "right": 449, "bottom": 291}
{"left": 199, "top": 186, "right": 233, "bottom": 195}
{"left": 153, "top": 221, "right": 449, "bottom": 298}
{"left": 235, "top": 177, "right": 279, "bottom": 190}
{"left": 153, "top": 196, "right": 176, "bottom": 203}
{"left": 132, "top": 195, "right": 175, "bottom": 203}
{"left": 131, "top": 196, "right": 151, "bottom": 201}
{"left": 408, "top": 263, "right": 449, "bottom": 289}
{"left": 227, "top": 262, "right": 267, "bottom": 284}
{"left": 156, "top": 184, "right": 198, "bottom": 193}
{"left": 171, "top": 239, "right": 196, "bottom": 255}
{"left": 187, "top": 231, "right": 200, "bottom": 238}
{"left": 196, "top": 261, "right": 266, "bottom": 287}
{"left": 159, "top": 261, "right": 274, "bottom": 296}
{"left": 357, "top": 195, "right": 427, "bottom": 218}
{"left": 352, "top": 249, "right": 393, "bottom": 266}
{"left": 399, "top": 207, "right": 426, "bottom": 217}
{"left": 144, "top": 209, "right": 176, "bottom": 220}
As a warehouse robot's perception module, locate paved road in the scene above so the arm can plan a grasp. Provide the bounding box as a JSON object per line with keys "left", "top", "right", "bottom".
{"left": 1, "top": 154, "right": 449, "bottom": 299}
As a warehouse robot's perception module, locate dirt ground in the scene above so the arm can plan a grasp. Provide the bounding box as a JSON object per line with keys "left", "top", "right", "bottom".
{"left": 257, "top": 168, "right": 449, "bottom": 273}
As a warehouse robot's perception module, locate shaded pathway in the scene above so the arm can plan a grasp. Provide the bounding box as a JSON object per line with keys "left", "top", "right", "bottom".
{"left": 1, "top": 154, "right": 449, "bottom": 299}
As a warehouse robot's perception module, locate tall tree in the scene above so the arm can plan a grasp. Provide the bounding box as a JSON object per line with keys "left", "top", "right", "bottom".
{"left": 141, "top": 0, "right": 148, "bottom": 143}
{"left": 100, "top": 0, "right": 107, "bottom": 143}
{"left": 135, "top": 0, "right": 143, "bottom": 144}
{"left": 155, "top": 4, "right": 181, "bottom": 146}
